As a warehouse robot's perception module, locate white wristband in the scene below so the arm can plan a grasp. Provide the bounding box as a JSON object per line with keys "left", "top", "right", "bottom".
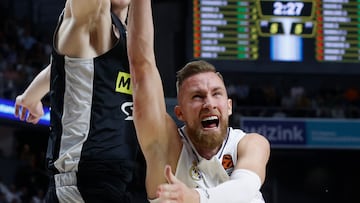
{"left": 195, "top": 187, "right": 210, "bottom": 203}
{"left": 195, "top": 169, "right": 262, "bottom": 203}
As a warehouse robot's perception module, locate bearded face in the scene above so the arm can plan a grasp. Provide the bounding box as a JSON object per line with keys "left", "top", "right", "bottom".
{"left": 185, "top": 114, "right": 229, "bottom": 150}
{"left": 175, "top": 71, "right": 232, "bottom": 154}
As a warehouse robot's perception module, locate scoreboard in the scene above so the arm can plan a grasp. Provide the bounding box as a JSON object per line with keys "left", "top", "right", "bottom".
{"left": 191, "top": 0, "right": 360, "bottom": 71}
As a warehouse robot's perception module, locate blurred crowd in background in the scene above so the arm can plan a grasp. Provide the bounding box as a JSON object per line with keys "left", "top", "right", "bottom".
{"left": 0, "top": 142, "right": 47, "bottom": 203}
{"left": 0, "top": 5, "right": 51, "bottom": 103}
{"left": 227, "top": 78, "right": 360, "bottom": 125}
{"left": 0, "top": 2, "right": 54, "bottom": 202}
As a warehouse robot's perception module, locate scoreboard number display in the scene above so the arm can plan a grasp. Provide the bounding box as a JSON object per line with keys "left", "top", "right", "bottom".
{"left": 191, "top": 0, "right": 360, "bottom": 65}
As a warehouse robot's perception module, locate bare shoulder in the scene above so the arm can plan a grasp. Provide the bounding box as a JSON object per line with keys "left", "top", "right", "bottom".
{"left": 246, "top": 132, "right": 269, "bottom": 144}
{"left": 238, "top": 132, "right": 270, "bottom": 153}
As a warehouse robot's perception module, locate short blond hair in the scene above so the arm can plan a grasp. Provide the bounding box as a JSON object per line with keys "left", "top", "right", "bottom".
{"left": 176, "top": 60, "right": 224, "bottom": 93}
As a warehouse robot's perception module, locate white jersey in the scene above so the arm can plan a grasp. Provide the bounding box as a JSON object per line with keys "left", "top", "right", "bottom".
{"left": 175, "top": 126, "right": 265, "bottom": 203}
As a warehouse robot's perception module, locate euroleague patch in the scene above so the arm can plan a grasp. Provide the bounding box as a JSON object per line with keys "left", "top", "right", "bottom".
{"left": 222, "top": 154, "right": 234, "bottom": 170}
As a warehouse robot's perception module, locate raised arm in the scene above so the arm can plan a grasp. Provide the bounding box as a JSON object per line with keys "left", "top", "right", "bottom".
{"left": 127, "top": 0, "right": 181, "bottom": 198}
{"left": 14, "top": 64, "right": 51, "bottom": 124}
{"left": 64, "top": 0, "right": 109, "bottom": 23}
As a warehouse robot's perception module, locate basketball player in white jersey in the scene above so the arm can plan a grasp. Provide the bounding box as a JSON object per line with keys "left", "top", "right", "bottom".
{"left": 127, "top": 0, "right": 270, "bottom": 202}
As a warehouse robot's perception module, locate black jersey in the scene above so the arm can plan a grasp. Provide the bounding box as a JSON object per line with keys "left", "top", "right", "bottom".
{"left": 47, "top": 12, "right": 146, "bottom": 203}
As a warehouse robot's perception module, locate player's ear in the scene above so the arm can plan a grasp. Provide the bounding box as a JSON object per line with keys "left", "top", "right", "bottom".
{"left": 228, "top": 98, "right": 232, "bottom": 116}
{"left": 174, "top": 105, "right": 184, "bottom": 121}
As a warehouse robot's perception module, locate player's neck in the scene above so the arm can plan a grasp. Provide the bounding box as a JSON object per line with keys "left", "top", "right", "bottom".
{"left": 195, "top": 145, "right": 221, "bottom": 160}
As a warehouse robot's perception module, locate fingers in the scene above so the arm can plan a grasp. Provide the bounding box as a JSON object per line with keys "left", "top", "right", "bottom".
{"left": 14, "top": 96, "right": 27, "bottom": 120}
{"left": 14, "top": 97, "right": 44, "bottom": 124}
{"left": 20, "top": 107, "right": 28, "bottom": 121}
{"left": 27, "top": 114, "right": 41, "bottom": 124}
{"left": 14, "top": 105, "right": 28, "bottom": 121}
{"left": 157, "top": 184, "right": 179, "bottom": 200}
{"left": 14, "top": 96, "right": 22, "bottom": 118}
{"left": 159, "top": 165, "right": 184, "bottom": 202}
{"left": 14, "top": 104, "right": 19, "bottom": 118}
{"left": 164, "top": 165, "right": 172, "bottom": 183}
{"left": 15, "top": 105, "right": 29, "bottom": 121}
{"left": 164, "top": 165, "right": 179, "bottom": 185}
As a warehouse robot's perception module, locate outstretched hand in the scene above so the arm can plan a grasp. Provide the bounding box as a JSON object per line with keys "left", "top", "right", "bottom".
{"left": 14, "top": 95, "right": 44, "bottom": 124}
{"left": 156, "top": 165, "right": 199, "bottom": 203}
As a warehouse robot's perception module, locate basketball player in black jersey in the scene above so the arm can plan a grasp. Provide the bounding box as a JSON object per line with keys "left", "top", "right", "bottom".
{"left": 14, "top": 0, "right": 147, "bottom": 202}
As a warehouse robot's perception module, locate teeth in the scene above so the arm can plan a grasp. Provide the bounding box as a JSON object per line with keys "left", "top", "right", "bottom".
{"left": 202, "top": 116, "right": 218, "bottom": 121}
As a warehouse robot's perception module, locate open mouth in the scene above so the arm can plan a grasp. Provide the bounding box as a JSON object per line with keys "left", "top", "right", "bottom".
{"left": 201, "top": 116, "right": 219, "bottom": 128}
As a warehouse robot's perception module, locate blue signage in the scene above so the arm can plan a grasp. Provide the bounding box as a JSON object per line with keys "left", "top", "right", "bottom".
{"left": 241, "top": 119, "right": 306, "bottom": 146}
{"left": 306, "top": 120, "right": 360, "bottom": 149}
{"left": 241, "top": 117, "right": 360, "bottom": 149}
